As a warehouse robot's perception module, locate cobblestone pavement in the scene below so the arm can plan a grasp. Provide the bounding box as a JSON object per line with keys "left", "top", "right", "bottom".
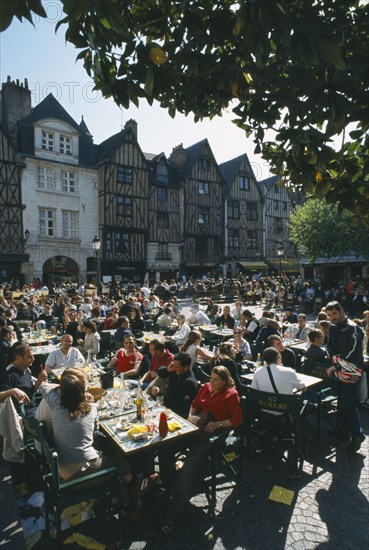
{"left": 83, "top": 403, "right": 367, "bottom": 550}
{"left": 111, "top": 300, "right": 369, "bottom": 550}
{"left": 19, "top": 300, "right": 369, "bottom": 549}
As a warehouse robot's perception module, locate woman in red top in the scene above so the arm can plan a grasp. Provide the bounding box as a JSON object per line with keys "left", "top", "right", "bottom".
{"left": 107, "top": 335, "right": 143, "bottom": 378}
{"left": 156, "top": 366, "right": 242, "bottom": 536}
{"left": 190, "top": 366, "right": 243, "bottom": 433}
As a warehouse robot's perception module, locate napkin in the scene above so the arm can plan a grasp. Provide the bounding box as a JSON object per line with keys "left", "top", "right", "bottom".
{"left": 167, "top": 420, "right": 182, "bottom": 432}
{"left": 268, "top": 485, "right": 295, "bottom": 506}
{"left": 127, "top": 424, "right": 147, "bottom": 435}
{"left": 63, "top": 532, "right": 105, "bottom": 549}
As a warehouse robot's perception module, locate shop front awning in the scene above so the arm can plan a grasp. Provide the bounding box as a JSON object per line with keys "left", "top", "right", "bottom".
{"left": 267, "top": 260, "right": 301, "bottom": 272}
{"left": 301, "top": 255, "right": 368, "bottom": 265}
{"left": 237, "top": 261, "right": 271, "bottom": 270}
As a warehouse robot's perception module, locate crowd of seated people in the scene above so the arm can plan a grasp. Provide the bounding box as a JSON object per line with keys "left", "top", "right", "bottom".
{"left": 1, "top": 273, "right": 368, "bottom": 539}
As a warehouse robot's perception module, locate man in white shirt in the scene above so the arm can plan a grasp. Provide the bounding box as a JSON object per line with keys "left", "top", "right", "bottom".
{"left": 251, "top": 347, "right": 305, "bottom": 395}
{"left": 165, "top": 314, "right": 190, "bottom": 352}
{"left": 157, "top": 307, "right": 174, "bottom": 329}
{"left": 45, "top": 334, "right": 84, "bottom": 372}
{"left": 286, "top": 314, "right": 310, "bottom": 341}
{"left": 187, "top": 304, "right": 211, "bottom": 325}
{"left": 140, "top": 282, "right": 150, "bottom": 299}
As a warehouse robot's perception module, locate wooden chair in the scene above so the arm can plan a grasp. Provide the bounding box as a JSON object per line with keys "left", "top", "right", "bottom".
{"left": 244, "top": 387, "right": 306, "bottom": 475}
{"left": 38, "top": 423, "right": 124, "bottom": 544}
{"left": 97, "top": 330, "right": 114, "bottom": 360}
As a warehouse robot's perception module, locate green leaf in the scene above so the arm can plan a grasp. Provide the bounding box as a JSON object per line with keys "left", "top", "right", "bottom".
{"left": 100, "top": 17, "right": 112, "bottom": 30}
{"left": 315, "top": 36, "right": 347, "bottom": 70}
{"left": 0, "top": 9, "right": 13, "bottom": 32}
{"left": 349, "top": 129, "right": 364, "bottom": 140}
{"left": 29, "top": 1, "right": 47, "bottom": 18}
{"left": 144, "top": 65, "right": 155, "bottom": 96}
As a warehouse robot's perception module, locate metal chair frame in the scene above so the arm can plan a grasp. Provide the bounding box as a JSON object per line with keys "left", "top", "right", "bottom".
{"left": 244, "top": 386, "right": 306, "bottom": 475}
{"left": 301, "top": 357, "right": 338, "bottom": 438}
{"left": 38, "top": 423, "right": 124, "bottom": 545}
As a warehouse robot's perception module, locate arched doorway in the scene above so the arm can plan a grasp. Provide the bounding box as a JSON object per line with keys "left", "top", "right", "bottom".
{"left": 43, "top": 256, "right": 79, "bottom": 286}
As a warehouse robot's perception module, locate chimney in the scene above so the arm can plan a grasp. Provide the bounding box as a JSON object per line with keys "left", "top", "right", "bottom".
{"left": 124, "top": 119, "right": 138, "bottom": 139}
{"left": 169, "top": 143, "right": 187, "bottom": 168}
{"left": 0, "top": 76, "right": 31, "bottom": 146}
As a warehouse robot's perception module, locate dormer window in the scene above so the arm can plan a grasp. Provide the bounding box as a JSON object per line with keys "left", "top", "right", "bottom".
{"left": 42, "top": 131, "right": 54, "bottom": 151}
{"left": 60, "top": 134, "right": 72, "bottom": 155}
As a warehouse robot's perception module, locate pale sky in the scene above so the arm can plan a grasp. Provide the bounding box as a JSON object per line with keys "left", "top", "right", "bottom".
{"left": 0, "top": 1, "right": 272, "bottom": 180}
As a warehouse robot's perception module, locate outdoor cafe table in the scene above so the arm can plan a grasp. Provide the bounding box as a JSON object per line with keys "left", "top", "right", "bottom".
{"left": 137, "top": 332, "right": 165, "bottom": 344}
{"left": 195, "top": 325, "right": 234, "bottom": 338}
{"left": 211, "top": 328, "right": 234, "bottom": 338}
{"left": 99, "top": 403, "right": 199, "bottom": 455}
{"left": 31, "top": 342, "right": 60, "bottom": 356}
{"left": 284, "top": 340, "right": 309, "bottom": 353}
{"left": 24, "top": 334, "right": 58, "bottom": 346}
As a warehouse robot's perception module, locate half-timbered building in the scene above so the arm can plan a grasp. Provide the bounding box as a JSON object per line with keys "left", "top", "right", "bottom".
{"left": 220, "top": 154, "right": 265, "bottom": 277}
{"left": 97, "top": 120, "right": 149, "bottom": 283}
{"left": 258, "top": 175, "right": 299, "bottom": 273}
{"left": 146, "top": 152, "right": 181, "bottom": 282}
{"left": 0, "top": 123, "right": 29, "bottom": 282}
{"left": 1, "top": 77, "right": 303, "bottom": 286}
{"left": 169, "top": 140, "right": 224, "bottom": 276}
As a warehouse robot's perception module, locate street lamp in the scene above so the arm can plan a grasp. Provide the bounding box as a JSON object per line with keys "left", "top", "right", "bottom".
{"left": 91, "top": 235, "right": 101, "bottom": 290}
{"left": 24, "top": 229, "right": 30, "bottom": 242}
{"left": 277, "top": 242, "right": 284, "bottom": 276}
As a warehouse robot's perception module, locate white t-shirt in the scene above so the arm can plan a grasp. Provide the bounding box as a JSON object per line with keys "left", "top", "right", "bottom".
{"left": 172, "top": 323, "right": 191, "bottom": 346}
{"left": 183, "top": 343, "right": 199, "bottom": 368}
{"left": 45, "top": 347, "right": 84, "bottom": 370}
{"left": 246, "top": 319, "right": 258, "bottom": 334}
{"left": 192, "top": 311, "right": 211, "bottom": 325}
{"left": 251, "top": 363, "right": 305, "bottom": 394}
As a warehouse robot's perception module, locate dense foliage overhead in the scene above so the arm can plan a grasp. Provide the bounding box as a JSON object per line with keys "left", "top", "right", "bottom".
{"left": 289, "top": 199, "right": 369, "bottom": 262}
{"left": 1, "top": 1, "right": 369, "bottom": 221}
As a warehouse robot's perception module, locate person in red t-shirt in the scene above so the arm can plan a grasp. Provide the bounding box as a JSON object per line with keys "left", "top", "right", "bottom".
{"left": 140, "top": 341, "right": 174, "bottom": 385}
{"left": 107, "top": 335, "right": 143, "bottom": 378}
{"left": 154, "top": 366, "right": 242, "bottom": 537}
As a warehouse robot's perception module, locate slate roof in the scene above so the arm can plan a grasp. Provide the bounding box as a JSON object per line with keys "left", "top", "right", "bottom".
{"left": 17, "top": 93, "right": 96, "bottom": 166}
{"left": 219, "top": 154, "right": 245, "bottom": 198}
{"left": 145, "top": 151, "right": 180, "bottom": 186}
{"left": 78, "top": 116, "right": 96, "bottom": 166}
{"left": 79, "top": 116, "right": 92, "bottom": 136}
{"left": 219, "top": 153, "right": 259, "bottom": 198}
{"left": 258, "top": 175, "right": 281, "bottom": 198}
{"left": 96, "top": 128, "right": 131, "bottom": 164}
{"left": 176, "top": 138, "right": 223, "bottom": 185}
